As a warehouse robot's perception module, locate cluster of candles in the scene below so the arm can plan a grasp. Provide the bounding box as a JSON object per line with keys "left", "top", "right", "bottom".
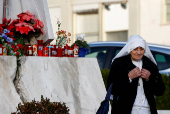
{"left": 25, "top": 40, "right": 79, "bottom": 57}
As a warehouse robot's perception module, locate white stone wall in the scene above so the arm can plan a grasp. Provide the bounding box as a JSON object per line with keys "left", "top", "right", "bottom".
{"left": 0, "top": 56, "right": 22, "bottom": 114}
{"left": 0, "top": 56, "right": 109, "bottom": 114}
{"left": 15, "top": 57, "right": 108, "bottom": 114}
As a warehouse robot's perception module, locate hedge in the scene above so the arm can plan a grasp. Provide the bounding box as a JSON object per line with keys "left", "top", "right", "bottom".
{"left": 100, "top": 69, "right": 170, "bottom": 110}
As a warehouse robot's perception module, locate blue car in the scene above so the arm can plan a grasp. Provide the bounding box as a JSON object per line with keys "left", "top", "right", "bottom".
{"left": 85, "top": 41, "right": 170, "bottom": 74}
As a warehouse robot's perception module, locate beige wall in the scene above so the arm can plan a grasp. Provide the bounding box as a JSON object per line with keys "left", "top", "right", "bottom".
{"left": 47, "top": 0, "right": 72, "bottom": 44}
{"left": 72, "top": 0, "right": 126, "bottom": 5}
{"left": 129, "top": 0, "right": 170, "bottom": 46}
{"left": 140, "top": 0, "right": 170, "bottom": 45}
{"left": 106, "top": 31, "right": 128, "bottom": 41}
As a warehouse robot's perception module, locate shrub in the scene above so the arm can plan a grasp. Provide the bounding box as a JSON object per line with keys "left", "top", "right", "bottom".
{"left": 12, "top": 95, "right": 70, "bottom": 114}
{"left": 100, "top": 69, "right": 170, "bottom": 110}
{"left": 100, "top": 69, "right": 110, "bottom": 89}
{"left": 155, "top": 74, "right": 170, "bottom": 110}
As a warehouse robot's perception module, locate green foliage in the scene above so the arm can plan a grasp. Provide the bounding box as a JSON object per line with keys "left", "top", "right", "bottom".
{"left": 155, "top": 74, "right": 170, "bottom": 110}
{"left": 12, "top": 95, "right": 70, "bottom": 114}
{"left": 100, "top": 69, "right": 170, "bottom": 110}
{"left": 100, "top": 69, "right": 110, "bottom": 88}
{"left": 71, "top": 40, "right": 90, "bottom": 50}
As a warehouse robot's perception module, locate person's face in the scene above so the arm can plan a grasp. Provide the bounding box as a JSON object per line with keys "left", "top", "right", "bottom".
{"left": 130, "top": 47, "right": 145, "bottom": 61}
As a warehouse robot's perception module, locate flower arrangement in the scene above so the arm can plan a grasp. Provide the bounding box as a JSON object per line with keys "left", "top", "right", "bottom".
{"left": 71, "top": 34, "right": 90, "bottom": 50}
{"left": 71, "top": 34, "right": 91, "bottom": 57}
{"left": 55, "top": 19, "right": 71, "bottom": 47}
{"left": 0, "top": 11, "right": 44, "bottom": 57}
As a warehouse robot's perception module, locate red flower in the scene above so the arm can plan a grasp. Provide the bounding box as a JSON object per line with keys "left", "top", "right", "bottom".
{"left": 34, "top": 19, "right": 44, "bottom": 34}
{"left": 11, "top": 38, "right": 15, "bottom": 41}
{"left": 17, "top": 44, "right": 23, "bottom": 49}
{"left": 17, "top": 11, "right": 35, "bottom": 21}
{"left": 6, "top": 32, "right": 13, "bottom": 37}
{"left": 16, "top": 52, "right": 20, "bottom": 56}
{"left": 2, "top": 18, "right": 7, "bottom": 24}
{"left": 14, "top": 48, "right": 17, "bottom": 52}
{"left": 0, "top": 18, "right": 11, "bottom": 29}
{"left": 15, "top": 21, "right": 35, "bottom": 34}
{"left": 3, "top": 19, "right": 19, "bottom": 32}
{"left": 11, "top": 45, "right": 15, "bottom": 49}
{"left": 0, "top": 26, "right": 3, "bottom": 33}
{"left": 6, "top": 25, "right": 14, "bottom": 32}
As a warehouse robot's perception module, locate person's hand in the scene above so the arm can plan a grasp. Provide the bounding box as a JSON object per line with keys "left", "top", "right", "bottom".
{"left": 141, "top": 69, "right": 151, "bottom": 81}
{"left": 128, "top": 67, "right": 141, "bottom": 80}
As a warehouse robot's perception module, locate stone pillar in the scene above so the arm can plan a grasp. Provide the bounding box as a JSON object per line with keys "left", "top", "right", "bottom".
{"left": 99, "top": 3, "right": 106, "bottom": 41}
{"left": 60, "top": 0, "right": 73, "bottom": 44}
{"left": 128, "top": 0, "right": 141, "bottom": 38}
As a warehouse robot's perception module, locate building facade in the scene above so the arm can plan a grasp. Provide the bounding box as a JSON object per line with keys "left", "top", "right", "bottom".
{"left": 48, "top": 0, "right": 170, "bottom": 45}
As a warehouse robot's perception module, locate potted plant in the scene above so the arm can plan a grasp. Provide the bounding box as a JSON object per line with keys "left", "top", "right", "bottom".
{"left": 55, "top": 19, "right": 71, "bottom": 47}
{"left": 0, "top": 11, "right": 44, "bottom": 57}
{"left": 71, "top": 34, "right": 91, "bottom": 57}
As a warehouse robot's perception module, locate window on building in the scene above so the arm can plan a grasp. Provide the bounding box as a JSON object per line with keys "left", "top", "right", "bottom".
{"left": 76, "top": 12, "right": 99, "bottom": 43}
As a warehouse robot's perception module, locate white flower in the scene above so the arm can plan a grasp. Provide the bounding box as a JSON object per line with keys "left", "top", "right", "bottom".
{"left": 75, "top": 34, "right": 85, "bottom": 41}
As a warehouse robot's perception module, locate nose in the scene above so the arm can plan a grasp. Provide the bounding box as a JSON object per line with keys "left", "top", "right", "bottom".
{"left": 137, "top": 49, "right": 141, "bottom": 54}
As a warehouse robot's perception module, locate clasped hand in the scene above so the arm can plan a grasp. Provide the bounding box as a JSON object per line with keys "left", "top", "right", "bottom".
{"left": 128, "top": 67, "right": 151, "bottom": 81}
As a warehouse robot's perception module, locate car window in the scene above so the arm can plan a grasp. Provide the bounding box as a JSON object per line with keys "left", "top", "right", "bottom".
{"left": 107, "top": 47, "right": 123, "bottom": 69}
{"left": 114, "top": 47, "right": 123, "bottom": 57}
{"left": 151, "top": 51, "right": 170, "bottom": 70}
{"left": 85, "top": 47, "right": 109, "bottom": 68}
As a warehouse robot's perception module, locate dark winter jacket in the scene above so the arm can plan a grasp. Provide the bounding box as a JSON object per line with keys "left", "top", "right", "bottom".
{"left": 107, "top": 54, "right": 165, "bottom": 114}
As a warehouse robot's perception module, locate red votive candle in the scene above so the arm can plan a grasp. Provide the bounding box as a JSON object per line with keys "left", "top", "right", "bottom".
{"left": 27, "top": 46, "right": 33, "bottom": 56}
{"left": 37, "top": 40, "right": 43, "bottom": 56}
{"left": 43, "top": 46, "right": 49, "bottom": 57}
{"left": 68, "top": 47, "right": 73, "bottom": 57}
{"left": 51, "top": 45, "right": 57, "bottom": 57}
{"left": 57, "top": 47, "right": 63, "bottom": 57}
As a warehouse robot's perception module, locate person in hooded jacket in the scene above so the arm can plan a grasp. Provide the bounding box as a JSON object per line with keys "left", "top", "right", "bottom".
{"left": 107, "top": 35, "right": 165, "bottom": 114}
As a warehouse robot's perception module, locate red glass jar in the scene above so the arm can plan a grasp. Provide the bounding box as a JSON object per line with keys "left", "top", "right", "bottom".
{"left": 33, "top": 45, "right": 38, "bottom": 56}
{"left": 27, "top": 46, "right": 33, "bottom": 56}
{"left": 51, "top": 46, "right": 57, "bottom": 57}
{"left": 62, "top": 48, "right": 65, "bottom": 56}
{"left": 43, "top": 46, "right": 49, "bottom": 57}
{"left": 73, "top": 43, "right": 79, "bottom": 57}
{"left": 48, "top": 46, "right": 53, "bottom": 57}
{"left": 37, "top": 40, "right": 43, "bottom": 56}
{"left": 24, "top": 44, "right": 30, "bottom": 56}
{"left": 0, "top": 44, "right": 2, "bottom": 55}
{"left": 2, "top": 46, "right": 7, "bottom": 55}
{"left": 68, "top": 47, "right": 73, "bottom": 57}
{"left": 64, "top": 44, "right": 69, "bottom": 57}
{"left": 57, "top": 47, "right": 63, "bottom": 57}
